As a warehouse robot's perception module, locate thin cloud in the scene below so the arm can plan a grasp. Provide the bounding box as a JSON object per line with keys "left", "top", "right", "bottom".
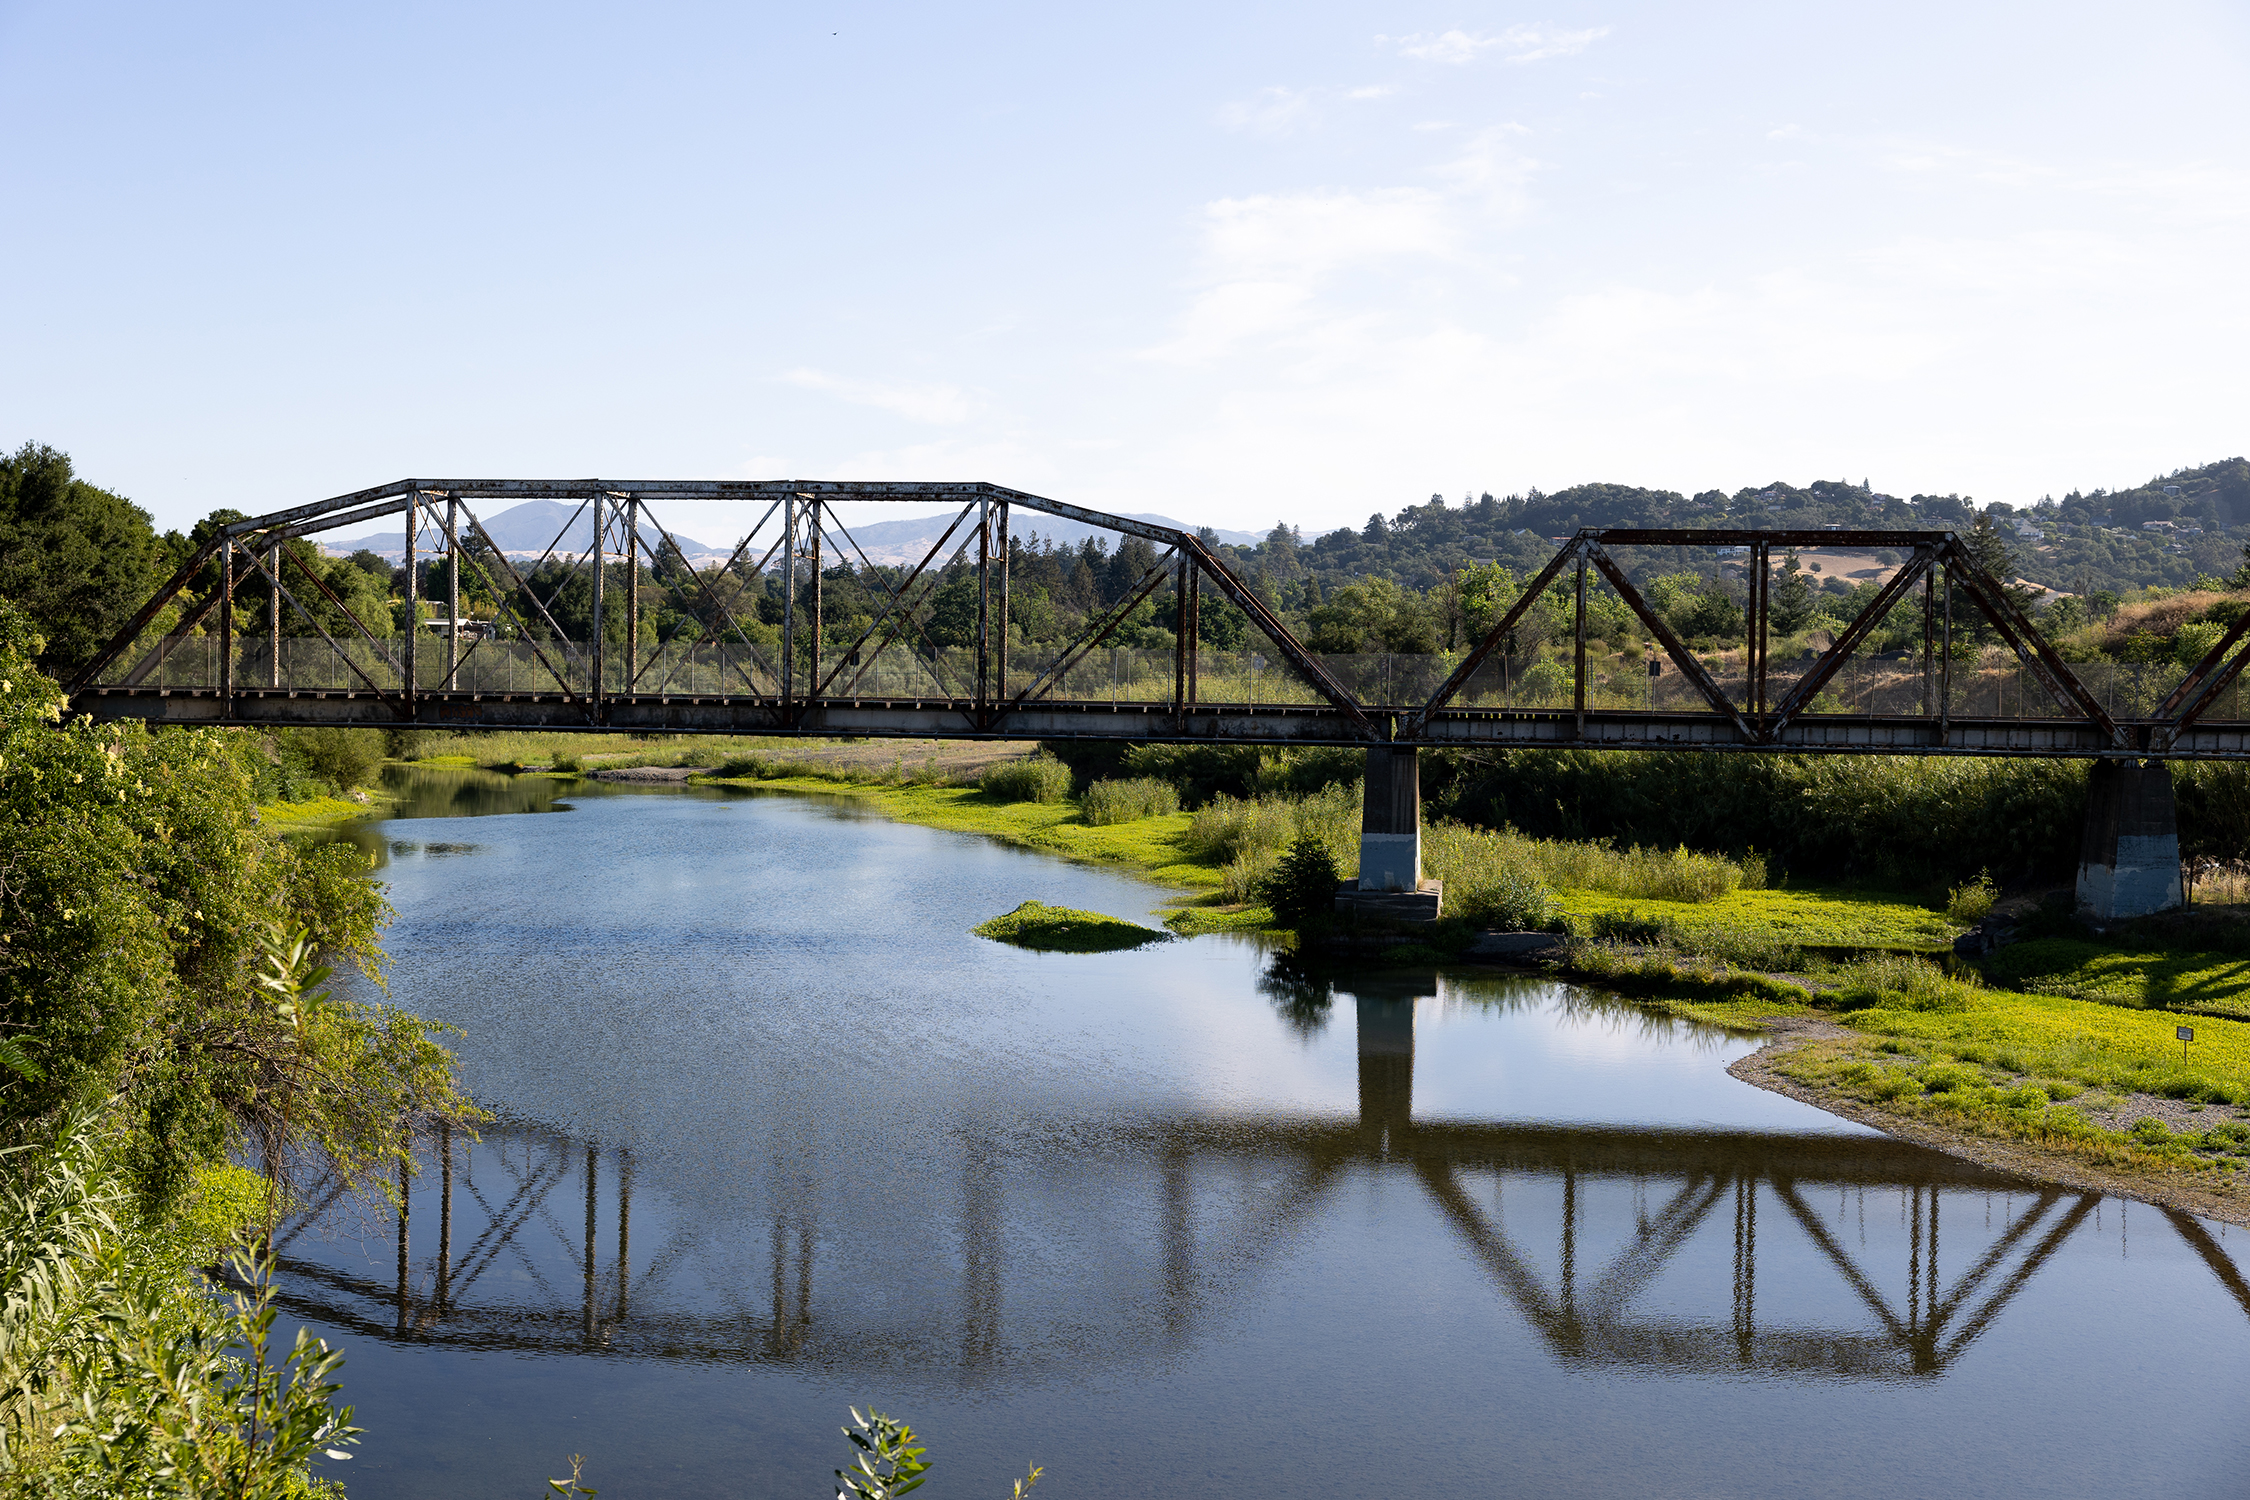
{"left": 1219, "top": 87, "right": 1317, "bottom": 137}
{"left": 1384, "top": 25, "right": 1611, "bottom": 65}
{"left": 782, "top": 369, "right": 979, "bottom": 425}
{"left": 1220, "top": 84, "right": 1394, "bottom": 137}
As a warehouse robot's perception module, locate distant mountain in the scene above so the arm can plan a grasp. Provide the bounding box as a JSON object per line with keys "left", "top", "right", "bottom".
{"left": 825, "top": 510, "right": 1261, "bottom": 566}
{"left": 323, "top": 500, "right": 730, "bottom": 563}
{"left": 322, "top": 500, "right": 1259, "bottom": 567}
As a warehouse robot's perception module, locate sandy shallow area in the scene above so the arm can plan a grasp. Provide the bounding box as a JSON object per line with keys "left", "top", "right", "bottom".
{"left": 1731, "top": 1018, "right": 2250, "bottom": 1227}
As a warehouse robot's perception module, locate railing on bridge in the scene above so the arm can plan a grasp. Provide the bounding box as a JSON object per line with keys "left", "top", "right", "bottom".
{"left": 64, "top": 482, "right": 2250, "bottom": 757}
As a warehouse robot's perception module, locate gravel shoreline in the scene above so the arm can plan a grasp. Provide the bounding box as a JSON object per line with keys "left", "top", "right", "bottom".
{"left": 1730, "top": 1018, "right": 2250, "bottom": 1227}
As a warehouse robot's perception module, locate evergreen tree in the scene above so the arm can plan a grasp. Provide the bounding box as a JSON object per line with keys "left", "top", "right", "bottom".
{"left": 1769, "top": 552, "right": 1815, "bottom": 634}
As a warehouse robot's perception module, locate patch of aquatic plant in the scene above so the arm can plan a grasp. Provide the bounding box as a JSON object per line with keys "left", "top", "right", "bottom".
{"left": 1080, "top": 776, "right": 1181, "bottom": 826}
{"left": 971, "top": 901, "right": 1171, "bottom": 952}
{"left": 981, "top": 753, "right": 1073, "bottom": 804}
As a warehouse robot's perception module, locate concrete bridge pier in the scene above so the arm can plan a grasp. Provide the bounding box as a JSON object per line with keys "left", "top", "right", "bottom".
{"left": 2076, "top": 759, "right": 2185, "bottom": 921}
{"left": 1338, "top": 746, "right": 1442, "bottom": 920}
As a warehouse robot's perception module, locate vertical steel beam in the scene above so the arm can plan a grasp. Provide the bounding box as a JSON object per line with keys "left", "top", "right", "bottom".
{"left": 808, "top": 498, "right": 823, "bottom": 701}
{"left": 396, "top": 1155, "right": 411, "bottom": 1332}
{"left": 781, "top": 496, "right": 798, "bottom": 709}
{"left": 1573, "top": 549, "right": 1588, "bottom": 737}
{"left": 582, "top": 1144, "right": 597, "bottom": 1342}
{"left": 267, "top": 542, "right": 280, "bottom": 688}
{"left": 1923, "top": 570, "right": 1935, "bottom": 720}
{"left": 219, "top": 540, "right": 235, "bottom": 717}
{"left": 625, "top": 499, "right": 639, "bottom": 692}
{"left": 1750, "top": 541, "right": 1768, "bottom": 718}
{"left": 617, "top": 1148, "right": 632, "bottom": 1322}
{"left": 1939, "top": 565, "right": 1953, "bottom": 745}
{"left": 589, "top": 494, "right": 606, "bottom": 716}
{"left": 1186, "top": 564, "right": 1200, "bottom": 705}
{"left": 996, "top": 503, "right": 1011, "bottom": 705}
{"left": 976, "top": 499, "right": 991, "bottom": 711}
{"left": 437, "top": 1122, "right": 452, "bottom": 1313}
{"left": 446, "top": 498, "right": 461, "bottom": 692}
{"left": 1179, "top": 555, "right": 1197, "bottom": 719}
{"left": 403, "top": 500, "right": 418, "bottom": 707}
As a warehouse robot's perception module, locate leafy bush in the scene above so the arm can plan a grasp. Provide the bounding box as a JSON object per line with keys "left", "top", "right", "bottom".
{"left": 1185, "top": 782, "right": 1361, "bottom": 873}
{"left": 0, "top": 1112, "right": 362, "bottom": 1494}
{"left": 1256, "top": 836, "right": 1342, "bottom": 928}
{"left": 981, "top": 753, "right": 1072, "bottom": 803}
{"left": 1429, "top": 747, "right": 2092, "bottom": 886}
{"left": 1947, "top": 870, "right": 1999, "bottom": 924}
{"left": 1080, "top": 777, "right": 1180, "bottom": 826}
{"left": 1422, "top": 823, "right": 1557, "bottom": 930}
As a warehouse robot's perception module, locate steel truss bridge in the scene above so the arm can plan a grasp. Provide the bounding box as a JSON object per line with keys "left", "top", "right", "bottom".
{"left": 260, "top": 997, "right": 2250, "bottom": 1382}
{"left": 66, "top": 478, "right": 2250, "bottom": 758}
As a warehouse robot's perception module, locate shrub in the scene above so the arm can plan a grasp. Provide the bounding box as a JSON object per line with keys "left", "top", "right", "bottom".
{"left": 1423, "top": 823, "right": 1557, "bottom": 930}
{"left": 276, "top": 727, "right": 383, "bottom": 794}
{"left": 981, "top": 753, "right": 1072, "bottom": 803}
{"left": 1080, "top": 777, "right": 1181, "bottom": 826}
{"left": 1256, "top": 836, "right": 1342, "bottom": 928}
{"left": 1947, "top": 869, "right": 1998, "bottom": 925}
{"left": 1185, "top": 782, "right": 1360, "bottom": 872}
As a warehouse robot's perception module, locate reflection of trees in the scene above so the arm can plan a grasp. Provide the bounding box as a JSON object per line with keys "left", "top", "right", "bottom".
{"left": 1256, "top": 953, "right": 1335, "bottom": 1038}
{"left": 265, "top": 999, "right": 2250, "bottom": 1387}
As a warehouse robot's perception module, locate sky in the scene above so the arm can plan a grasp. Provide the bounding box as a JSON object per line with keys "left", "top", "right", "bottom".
{"left": 3, "top": 0, "right": 2247, "bottom": 541}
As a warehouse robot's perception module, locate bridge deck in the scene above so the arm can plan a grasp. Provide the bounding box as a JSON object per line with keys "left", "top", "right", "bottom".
{"left": 67, "top": 684, "right": 2250, "bottom": 757}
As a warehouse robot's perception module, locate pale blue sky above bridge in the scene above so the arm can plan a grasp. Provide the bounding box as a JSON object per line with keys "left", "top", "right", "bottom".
{"left": 3, "top": 0, "right": 2247, "bottom": 538}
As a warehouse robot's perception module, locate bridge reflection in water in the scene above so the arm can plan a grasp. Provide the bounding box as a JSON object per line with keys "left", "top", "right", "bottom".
{"left": 268, "top": 981, "right": 2250, "bottom": 1385}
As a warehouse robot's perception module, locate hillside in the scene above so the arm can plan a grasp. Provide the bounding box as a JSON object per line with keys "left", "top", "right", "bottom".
{"left": 1209, "top": 459, "right": 2250, "bottom": 598}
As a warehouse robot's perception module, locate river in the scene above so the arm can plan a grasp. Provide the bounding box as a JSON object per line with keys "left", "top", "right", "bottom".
{"left": 282, "top": 768, "right": 2250, "bottom": 1497}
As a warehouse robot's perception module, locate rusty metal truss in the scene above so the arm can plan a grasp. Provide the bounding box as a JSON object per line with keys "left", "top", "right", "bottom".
{"left": 63, "top": 490, "right": 2250, "bottom": 758}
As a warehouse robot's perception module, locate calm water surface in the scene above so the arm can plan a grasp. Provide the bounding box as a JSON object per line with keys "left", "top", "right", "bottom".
{"left": 285, "top": 771, "right": 2250, "bottom": 1497}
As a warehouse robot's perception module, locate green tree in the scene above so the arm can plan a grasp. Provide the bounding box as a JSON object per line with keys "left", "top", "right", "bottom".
{"left": 0, "top": 444, "right": 168, "bottom": 675}
{"left": 0, "top": 600, "right": 469, "bottom": 1206}
{"left": 1769, "top": 552, "right": 1815, "bottom": 635}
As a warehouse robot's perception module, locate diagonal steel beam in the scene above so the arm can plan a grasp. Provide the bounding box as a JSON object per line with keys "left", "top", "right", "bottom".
{"left": 1765, "top": 546, "right": 1937, "bottom": 738}
{"left": 1583, "top": 540, "right": 1754, "bottom": 741}
{"left": 1938, "top": 538, "right": 2122, "bottom": 746}
{"left": 456, "top": 514, "right": 588, "bottom": 704}
{"left": 1401, "top": 542, "right": 1581, "bottom": 737}
{"left": 812, "top": 510, "right": 961, "bottom": 699}
{"left": 2156, "top": 604, "right": 2250, "bottom": 746}
{"left": 67, "top": 534, "right": 223, "bottom": 692}
{"left": 835, "top": 503, "right": 979, "bottom": 698}
{"left": 637, "top": 510, "right": 791, "bottom": 694}
{"left": 1177, "top": 537, "right": 1378, "bottom": 736}
{"left": 993, "top": 548, "right": 1178, "bottom": 724}
{"left": 239, "top": 544, "right": 399, "bottom": 703}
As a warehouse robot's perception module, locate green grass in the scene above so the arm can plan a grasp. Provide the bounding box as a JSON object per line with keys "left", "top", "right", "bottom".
{"left": 1559, "top": 885, "right": 1959, "bottom": 952}
{"left": 700, "top": 774, "right": 1228, "bottom": 889}
{"left": 256, "top": 792, "right": 386, "bottom": 834}
{"left": 973, "top": 901, "right": 1172, "bottom": 952}
{"left": 1981, "top": 937, "right": 2250, "bottom": 1019}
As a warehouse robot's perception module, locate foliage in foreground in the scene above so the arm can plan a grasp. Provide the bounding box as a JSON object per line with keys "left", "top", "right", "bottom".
{"left": 972, "top": 902, "right": 1171, "bottom": 953}
{"left": 0, "top": 1111, "right": 359, "bottom": 1497}
{"left": 0, "top": 600, "right": 473, "bottom": 1209}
